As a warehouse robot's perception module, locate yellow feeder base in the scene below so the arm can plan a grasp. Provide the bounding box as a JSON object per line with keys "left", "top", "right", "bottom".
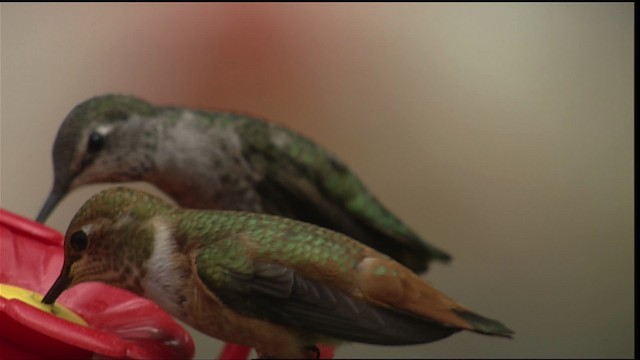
{"left": 0, "top": 283, "right": 87, "bottom": 326}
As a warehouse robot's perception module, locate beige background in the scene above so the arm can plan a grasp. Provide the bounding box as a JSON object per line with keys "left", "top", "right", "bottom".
{"left": 1, "top": 3, "right": 633, "bottom": 358}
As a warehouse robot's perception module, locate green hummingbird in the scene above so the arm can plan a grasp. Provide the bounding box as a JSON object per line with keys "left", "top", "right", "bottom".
{"left": 36, "top": 94, "right": 450, "bottom": 273}
{"left": 42, "top": 187, "right": 513, "bottom": 359}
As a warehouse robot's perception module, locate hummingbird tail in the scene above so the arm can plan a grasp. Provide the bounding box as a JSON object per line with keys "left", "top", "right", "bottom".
{"left": 453, "top": 309, "right": 515, "bottom": 338}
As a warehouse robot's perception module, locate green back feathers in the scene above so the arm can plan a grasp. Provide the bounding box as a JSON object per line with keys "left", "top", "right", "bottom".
{"left": 177, "top": 207, "right": 367, "bottom": 270}
{"left": 234, "top": 119, "right": 419, "bottom": 241}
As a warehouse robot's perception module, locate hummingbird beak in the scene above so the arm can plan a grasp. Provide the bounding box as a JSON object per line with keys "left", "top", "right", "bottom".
{"left": 42, "top": 264, "right": 72, "bottom": 305}
{"left": 36, "top": 187, "right": 67, "bottom": 223}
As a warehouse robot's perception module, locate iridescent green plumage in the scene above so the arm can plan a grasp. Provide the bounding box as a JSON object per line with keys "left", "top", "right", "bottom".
{"left": 37, "top": 94, "right": 451, "bottom": 273}
{"left": 44, "top": 187, "right": 512, "bottom": 358}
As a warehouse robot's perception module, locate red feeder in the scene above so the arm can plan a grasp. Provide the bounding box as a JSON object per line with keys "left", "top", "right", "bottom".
{"left": 0, "top": 209, "right": 194, "bottom": 359}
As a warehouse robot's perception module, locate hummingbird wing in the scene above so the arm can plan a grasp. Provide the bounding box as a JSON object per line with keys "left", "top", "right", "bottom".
{"left": 194, "top": 249, "right": 458, "bottom": 345}
{"left": 236, "top": 120, "right": 451, "bottom": 273}
{"left": 191, "top": 232, "right": 512, "bottom": 345}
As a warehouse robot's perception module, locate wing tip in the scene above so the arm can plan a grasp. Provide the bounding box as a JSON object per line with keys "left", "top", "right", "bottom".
{"left": 432, "top": 249, "right": 453, "bottom": 263}
{"left": 453, "top": 309, "right": 515, "bottom": 338}
{"left": 405, "top": 248, "right": 452, "bottom": 274}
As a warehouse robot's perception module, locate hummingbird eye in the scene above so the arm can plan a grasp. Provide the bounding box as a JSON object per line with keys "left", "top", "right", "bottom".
{"left": 69, "top": 230, "right": 89, "bottom": 252}
{"left": 87, "top": 132, "right": 105, "bottom": 154}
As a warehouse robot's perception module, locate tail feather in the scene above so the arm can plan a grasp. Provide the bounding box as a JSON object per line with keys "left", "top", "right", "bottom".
{"left": 454, "top": 309, "right": 515, "bottom": 338}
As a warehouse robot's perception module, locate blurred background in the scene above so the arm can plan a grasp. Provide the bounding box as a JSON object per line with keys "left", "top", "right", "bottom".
{"left": 1, "top": 3, "right": 633, "bottom": 358}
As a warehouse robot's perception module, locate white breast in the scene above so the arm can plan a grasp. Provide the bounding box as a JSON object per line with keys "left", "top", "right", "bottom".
{"left": 141, "top": 218, "right": 186, "bottom": 318}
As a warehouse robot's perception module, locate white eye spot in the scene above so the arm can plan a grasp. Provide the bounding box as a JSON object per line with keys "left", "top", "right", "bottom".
{"left": 94, "top": 124, "right": 114, "bottom": 137}
{"left": 81, "top": 224, "right": 94, "bottom": 235}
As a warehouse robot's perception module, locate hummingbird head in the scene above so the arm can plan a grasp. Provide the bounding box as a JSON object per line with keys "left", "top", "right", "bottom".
{"left": 42, "top": 187, "right": 172, "bottom": 305}
{"left": 37, "top": 94, "right": 159, "bottom": 222}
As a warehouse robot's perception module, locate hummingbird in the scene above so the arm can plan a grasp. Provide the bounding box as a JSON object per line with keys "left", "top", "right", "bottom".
{"left": 36, "top": 94, "right": 450, "bottom": 273}
{"left": 42, "top": 187, "right": 513, "bottom": 359}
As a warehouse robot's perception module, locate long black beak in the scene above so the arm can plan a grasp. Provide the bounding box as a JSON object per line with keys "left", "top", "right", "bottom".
{"left": 42, "top": 265, "right": 72, "bottom": 305}
{"left": 36, "top": 189, "right": 66, "bottom": 223}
